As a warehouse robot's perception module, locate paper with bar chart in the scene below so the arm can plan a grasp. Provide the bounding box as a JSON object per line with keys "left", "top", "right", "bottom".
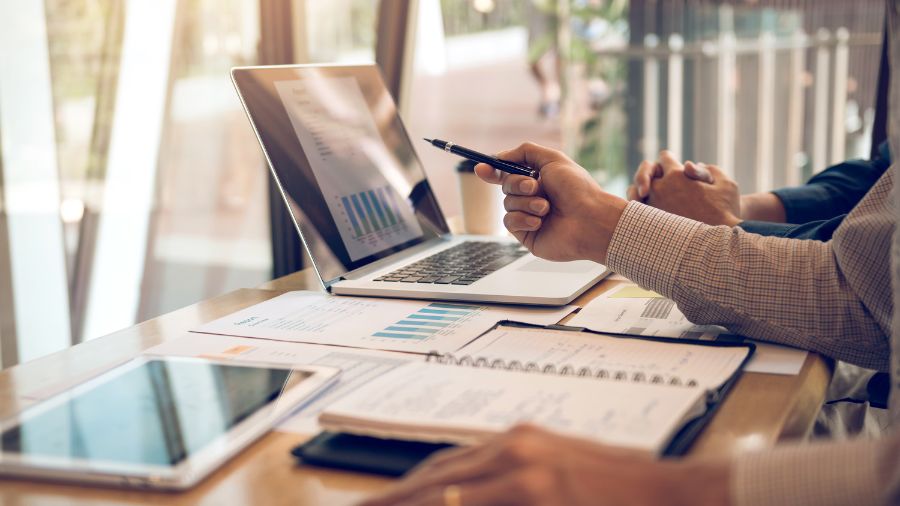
{"left": 192, "top": 291, "right": 576, "bottom": 354}
{"left": 274, "top": 76, "right": 423, "bottom": 261}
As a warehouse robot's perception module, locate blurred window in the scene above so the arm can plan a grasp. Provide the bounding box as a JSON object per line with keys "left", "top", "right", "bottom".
{"left": 561, "top": 0, "right": 884, "bottom": 194}
{"left": 0, "top": 0, "right": 385, "bottom": 368}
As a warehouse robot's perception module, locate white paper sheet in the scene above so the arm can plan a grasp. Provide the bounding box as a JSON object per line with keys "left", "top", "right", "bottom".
{"left": 144, "top": 333, "right": 413, "bottom": 434}
{"left": 743, "top": 341, "right": 808, "bottom": 375}
{"left": 191, "top": 291, "right": 576, "bottom": 354}
{"left": 569, "top": 284, "right": 726, "bottom": 340}
{"left": 321, "top": 361, "right": 707, "bottom": 453}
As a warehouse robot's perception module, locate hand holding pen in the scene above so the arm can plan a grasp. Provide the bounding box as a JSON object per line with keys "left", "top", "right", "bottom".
{"left": 423, "top": 138, "right": 539, "bottom": 179}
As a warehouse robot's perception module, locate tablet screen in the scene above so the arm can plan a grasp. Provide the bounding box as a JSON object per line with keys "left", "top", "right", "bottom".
{"left": 1, "top": 359, "right": 309, "bottom": 467}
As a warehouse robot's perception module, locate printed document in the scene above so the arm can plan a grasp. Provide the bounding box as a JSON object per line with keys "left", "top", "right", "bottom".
{"left": 192, "top": 291, "right": 576, "bottom": 354}
{"left": 568, "top": 283, "right": 726, "bottom": 340}
{"left": 568, "top": 284, "right": 807, "bottom": 375}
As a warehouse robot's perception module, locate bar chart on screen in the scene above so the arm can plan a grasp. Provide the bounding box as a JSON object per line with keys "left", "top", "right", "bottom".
{"left": 338, "top": 186, "right": 407, "bottom": 239}
{"left": 274, "top": 76, "right": 424, "bottom": 261}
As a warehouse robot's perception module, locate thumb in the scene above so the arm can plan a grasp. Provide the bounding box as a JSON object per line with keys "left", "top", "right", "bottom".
{"left": 684, "top": 161, "right": 715, "bottom": 184}
{"left": 701, "top": 163, "right": 729, "bottom": 181}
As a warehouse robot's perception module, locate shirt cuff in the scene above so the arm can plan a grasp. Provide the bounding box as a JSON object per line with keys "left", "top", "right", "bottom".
{"left": 732, "top": 438, "right": 882, "bottom": 506}
{"left": 605, "top": 201, "right": 702, "bottom": 297}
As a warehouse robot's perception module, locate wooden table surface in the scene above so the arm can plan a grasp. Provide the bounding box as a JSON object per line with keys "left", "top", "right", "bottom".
{"left": 0, "top": 270, "right": 831, "bottom": 505}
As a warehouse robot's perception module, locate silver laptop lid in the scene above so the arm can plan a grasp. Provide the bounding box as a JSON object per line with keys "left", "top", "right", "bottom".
{"left": 231, "top": 64, "right": 450, "bottom": 287}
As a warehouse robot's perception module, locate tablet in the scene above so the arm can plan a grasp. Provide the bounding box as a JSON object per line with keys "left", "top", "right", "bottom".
{"left": 0, "top": 356, "right": 339, "bottom": 490}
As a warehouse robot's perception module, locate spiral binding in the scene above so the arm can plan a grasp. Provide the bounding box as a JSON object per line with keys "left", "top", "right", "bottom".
{"left": 425, "top": 351, "right": 698, "bottom": 388}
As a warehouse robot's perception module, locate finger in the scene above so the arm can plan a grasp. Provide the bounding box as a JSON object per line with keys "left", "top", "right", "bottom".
{"left": 392, "top": 470, "right": 536, "bottom": 506}
{"left": 360, "top": 443, "right": 514, "bottom": 506}
{"left": 633, "top": 160, "right": 658, "bottom": 199}
{"left": 411, "top": 426, "right": 539, "bottom": 479}
{"left": 683, "top": 161, "right": 714, "bottom": 184}
{"left": 404, "top": 445, "right": 484, "bottom": 479}
{"left": 501, "top": 175, "right": 540, "bottom": 196}
{"left": 504, "top": 212, "right": 542, "bottom": 232}
{"left": 657, "top": 150, "right": 684, "bottom": 175}
{"left": 701, "top": 163, "right": 728, "bottom": 181}
{"left": 626, "top": 184, "right": 639, "bottom": 201}
{"left": 495, "top": 141, "right": 569, "bottom": 171}
{"left": 504, "top": 195, "right": 550, "bottom": 216}
{"left": 474, "top": 163, "right": 505, "bottom": 185}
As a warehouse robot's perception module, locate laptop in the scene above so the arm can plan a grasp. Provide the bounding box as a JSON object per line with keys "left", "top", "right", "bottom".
{"left": 231, "top": 64, "right": 609, "bottom": 305}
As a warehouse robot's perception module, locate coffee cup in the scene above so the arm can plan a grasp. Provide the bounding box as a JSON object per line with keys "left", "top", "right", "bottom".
{"left": 456, "top": 160, "right": 505, "bottom": 236}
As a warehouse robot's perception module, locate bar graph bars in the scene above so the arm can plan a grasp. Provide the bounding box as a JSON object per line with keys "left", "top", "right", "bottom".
{"left": 372, "top": 302, "right": 482, "bottom": 340}
{"left": 340, "top": 186, "right": 404, "bottom": 238}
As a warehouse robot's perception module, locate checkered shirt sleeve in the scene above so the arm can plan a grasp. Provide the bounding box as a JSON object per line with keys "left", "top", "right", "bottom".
{"left": 605, "top": 170, "right": 897, "bottom": 505}
{"left": 607, "top": 170, "right": 894, "bottom": 372}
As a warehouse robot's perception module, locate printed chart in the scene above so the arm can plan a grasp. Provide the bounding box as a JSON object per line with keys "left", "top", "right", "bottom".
{"left": 192, "top": 291, "right": 576, "bottom": 354}
{"left": 373, "top": 302, "right": 483, "bottom": 340}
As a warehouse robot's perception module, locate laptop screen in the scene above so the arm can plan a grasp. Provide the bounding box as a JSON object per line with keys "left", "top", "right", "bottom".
{"left": 232, "top": 65, "right": 449, "bottom": 283}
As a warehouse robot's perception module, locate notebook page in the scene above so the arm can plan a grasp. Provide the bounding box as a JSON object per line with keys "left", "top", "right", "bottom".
{"left": 457, "top": 327, "right": 749, "bottom": 389}
{"left": 320, "top": 362, "right": 706, "bottom": 453}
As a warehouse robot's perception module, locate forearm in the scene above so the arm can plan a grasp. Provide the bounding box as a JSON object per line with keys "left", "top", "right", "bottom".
{"left": 605, "top": 202, "right": 890, "bottom": 371}
{"left": 739, "top": 192, "right": 786, "bottom": 222}
{"left": 671, "top": 224, "right": 890, "bottom": 370}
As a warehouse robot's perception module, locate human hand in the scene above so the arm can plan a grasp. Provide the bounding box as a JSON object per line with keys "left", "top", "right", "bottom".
{"left": 646, "top": 159, "right": 741, "bottom": 226}
{"left": 473, "top": 142, "right": 626, "bottom": 264}
{"left": 628, "top": 151, "right": 741, "bottom": 226}
{"left": 627, "top": 150, "right": 715, "bottom": 201}
{"left": 359, "top": 425, "right": 730, "bottom": 506}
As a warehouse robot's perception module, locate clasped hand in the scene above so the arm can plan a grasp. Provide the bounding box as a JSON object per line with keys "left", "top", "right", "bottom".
{"left": 626, "top": 151, "right": 742, "bottom": 227}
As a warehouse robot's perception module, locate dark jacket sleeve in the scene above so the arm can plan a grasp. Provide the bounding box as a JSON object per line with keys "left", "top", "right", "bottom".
{"left": 770, "top": 141, "right": 892, "bottom": 223}
{"left": 738, "top": 215, "right": 846, "bottom": 241}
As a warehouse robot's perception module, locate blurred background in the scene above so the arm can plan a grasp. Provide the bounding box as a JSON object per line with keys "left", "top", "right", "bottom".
{"left": 0, "top": 0, "right": 885, "bottom": 368}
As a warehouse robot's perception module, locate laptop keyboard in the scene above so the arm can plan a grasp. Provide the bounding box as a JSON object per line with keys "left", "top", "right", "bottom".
{"left": 373, "top": 241, "right": 528, "bottom": 286}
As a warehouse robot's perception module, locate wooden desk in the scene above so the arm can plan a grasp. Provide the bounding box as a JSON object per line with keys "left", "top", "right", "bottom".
{"left": 0, "top": 271, "right": 831, "bottom": 505}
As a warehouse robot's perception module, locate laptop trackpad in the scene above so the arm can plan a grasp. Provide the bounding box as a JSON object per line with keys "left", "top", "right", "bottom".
{"left": 515, "top": 259, "right": 596, "bottom": 274}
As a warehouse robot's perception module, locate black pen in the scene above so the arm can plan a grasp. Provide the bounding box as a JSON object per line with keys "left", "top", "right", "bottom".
{"left": 423, "top": 138, "right": 539, "bottom": 179}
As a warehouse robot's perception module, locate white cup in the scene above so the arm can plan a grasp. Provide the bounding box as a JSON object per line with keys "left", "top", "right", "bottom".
{"left": 457, "top": 160, "right": 506, "bottom": 236}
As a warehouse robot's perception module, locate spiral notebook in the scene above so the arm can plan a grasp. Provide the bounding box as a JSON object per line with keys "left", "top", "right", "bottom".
{"left": 319, "top": 326, "right": 754, "bottom": 455}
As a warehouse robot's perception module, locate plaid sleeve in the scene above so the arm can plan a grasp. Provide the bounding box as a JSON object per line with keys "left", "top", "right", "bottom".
{"left": 605, "top": 177, "right": 892, "bottom": 371}
{"left": 605, "top": 201, "right": 701, "bottom": 296}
